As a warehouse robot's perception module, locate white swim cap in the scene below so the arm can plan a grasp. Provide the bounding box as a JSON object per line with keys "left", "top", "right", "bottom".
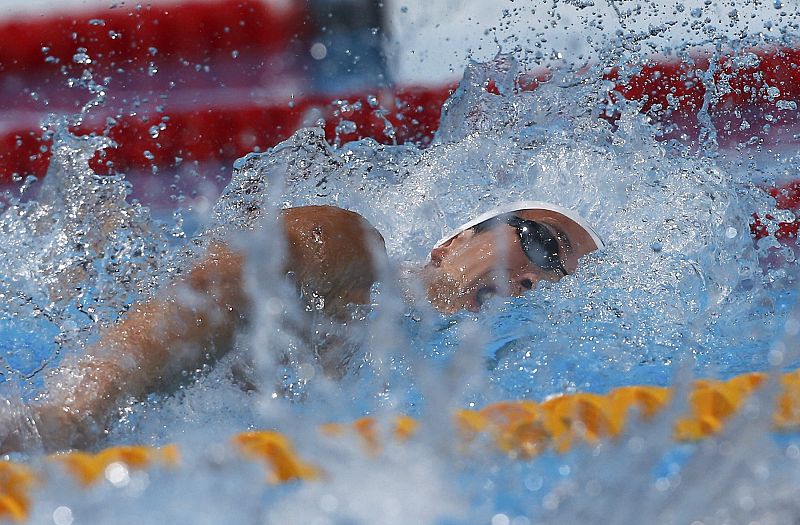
{"left": 433, "top": 200, "right": 605, "bottom": 250}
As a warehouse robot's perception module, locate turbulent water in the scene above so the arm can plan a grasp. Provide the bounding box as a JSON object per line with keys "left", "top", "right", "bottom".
{"left": 0, "top": 129, "right": 171, "bottom": 391}
{"left": 1, "top": 1, "right": 800, "bottom": 524}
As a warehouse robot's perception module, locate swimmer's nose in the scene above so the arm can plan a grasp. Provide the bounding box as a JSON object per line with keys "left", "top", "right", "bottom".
{"left": 515, "top": 272, "right": 538, "bottom": 294}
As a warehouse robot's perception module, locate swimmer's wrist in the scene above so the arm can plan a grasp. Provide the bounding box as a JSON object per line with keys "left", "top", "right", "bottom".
{"left": 0, "top": 399, "right": 41, "bottom": 455}
{"left": 29, "top": 358, "right": 127, "bottom": 452}
{"left": 31, "top": 402, "right": 108, "bottom": 452}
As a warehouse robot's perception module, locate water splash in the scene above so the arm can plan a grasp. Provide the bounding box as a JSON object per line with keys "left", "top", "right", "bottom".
{"left": 2, "top": 1, "right": 800, "bottom": 523}
{"left": 0, "top": 124, "right": 170, "bottom": 386}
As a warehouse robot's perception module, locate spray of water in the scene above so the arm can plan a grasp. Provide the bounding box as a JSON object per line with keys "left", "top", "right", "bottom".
{"left": 0, "top": 1, "right": 799, "bottom": 523}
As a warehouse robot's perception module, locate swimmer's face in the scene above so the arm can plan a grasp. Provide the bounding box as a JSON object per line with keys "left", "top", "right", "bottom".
{"left": 421, "top": 209, "right": 601, "bottom": 313}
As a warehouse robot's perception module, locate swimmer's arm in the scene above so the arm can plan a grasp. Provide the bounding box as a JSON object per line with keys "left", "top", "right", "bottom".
{"left": 5, "top": 206, "right": 385, "bottom": 453}
{"left": 31, "top": 242, "right": 248, "bottom": 451}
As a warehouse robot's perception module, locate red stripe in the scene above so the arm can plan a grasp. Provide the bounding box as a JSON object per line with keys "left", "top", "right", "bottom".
{"left": 94, "top": 86, "right": 451, "bottom": 171}
{"left": 1, "top": 19, "right": 798, "bottom": 243}
{"left": 608, "top": 47, "right": 800, "bottom": 145}
{"left": 0, "top": 0, "right": 309, "bottom": 75}
{"left": 3, "top": 48, "right": 798, "bottom": 178}
{"left": 0, "top": 86, "right": 454, "bottom": 181}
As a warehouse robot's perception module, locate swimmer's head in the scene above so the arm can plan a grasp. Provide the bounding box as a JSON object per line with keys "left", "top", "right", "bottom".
{"left": 421, "top": 201, "right": 604, "bottom": 313}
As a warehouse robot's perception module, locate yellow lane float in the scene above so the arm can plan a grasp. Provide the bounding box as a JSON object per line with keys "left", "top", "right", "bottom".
{"left": 0, "top": 462, "right": 36, "bottom": 522}
{"left": 2, "top": 368, "right": 799, "bottom": 522}
{"left": 234, "top": 431, "right": 319, "bottom": 483}
{"left": 52, "top": 445, "right": 181, "bottom": 487}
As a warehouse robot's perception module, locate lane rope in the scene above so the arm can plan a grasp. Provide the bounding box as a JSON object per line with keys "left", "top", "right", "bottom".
{"left": 2, "top": 368, "right": 800, "bottom": 521}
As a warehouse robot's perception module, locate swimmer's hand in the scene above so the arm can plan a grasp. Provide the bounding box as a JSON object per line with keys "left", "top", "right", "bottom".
{"left": 282, "top": 206, "right": 386, "bottom": 318}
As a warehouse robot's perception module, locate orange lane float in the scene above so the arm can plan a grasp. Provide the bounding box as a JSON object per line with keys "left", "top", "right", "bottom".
{"left": 0, "top": 461, "right": 36, "bottom": 522}
{"left": 52, "top": 444, "right": 180, "bottom": 487}
{"left": 234, "top": 431, "right": 319, "bottom": 484}
{"left": 1, "top": 368, "right": 799, "bottom": 521}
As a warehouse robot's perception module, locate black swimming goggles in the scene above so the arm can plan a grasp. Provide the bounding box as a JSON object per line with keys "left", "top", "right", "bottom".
{"left": 472, "top": 214, "right": 568, "bottom": 276}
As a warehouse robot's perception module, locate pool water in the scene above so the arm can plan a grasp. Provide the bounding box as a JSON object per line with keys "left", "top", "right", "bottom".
{"left": 2, "top": 3, "right": 800, "bottom": 524}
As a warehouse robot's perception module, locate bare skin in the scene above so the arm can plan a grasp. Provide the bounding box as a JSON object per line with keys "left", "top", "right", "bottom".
{"left": 2, "top": 206, "right": 386, "bottom": 453}
{"left": 1, "top": 205, "right": 598, "bottom": 454}
{"left": 420, "top": 209, "right": 601, "bottom": 313}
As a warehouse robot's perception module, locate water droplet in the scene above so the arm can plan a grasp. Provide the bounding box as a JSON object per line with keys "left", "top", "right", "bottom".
{"left": 491, "top": 514, "right": 510, "bottom": 525}
{"left": 766, "top": 86, "right": 781, "bottom": 100}
{"left": 310, "top": 42, "right": 327, "bottom": 60}
{"left": 783, "top": 317, "right": 800, "bottom": 336}
{"left": 335, "top": 120, "right": 357, "bottom": 135}
{"left": 769, "top": 345, "right": 785, "bottom": 366}
{"left": 105, "top": 462, "right": 131, "bottom": 487}
{"left": 72, "top": 51, "right": 92, "bottom": 65}
{"left": 53, "top": 506, "right": 73, "bottom": 525}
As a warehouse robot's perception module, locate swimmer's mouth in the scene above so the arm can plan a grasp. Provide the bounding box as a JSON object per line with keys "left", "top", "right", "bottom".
{"left": 475, "top": 286, "right": 497, "bottom": 309}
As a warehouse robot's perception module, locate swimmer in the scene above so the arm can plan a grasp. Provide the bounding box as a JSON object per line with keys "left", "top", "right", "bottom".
{"left": 0, "top": 202, "right": 602, "bottom": 454}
